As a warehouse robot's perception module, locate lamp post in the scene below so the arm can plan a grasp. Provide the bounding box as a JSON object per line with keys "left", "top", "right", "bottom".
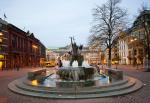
{"left": 130, "top": 37, "right": 137, "bottom": 67}
{"left": 115, "top": 60, "right": 118, "bottom": 69}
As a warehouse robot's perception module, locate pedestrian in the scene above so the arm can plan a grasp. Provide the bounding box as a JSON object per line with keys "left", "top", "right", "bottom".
{"left": 16, "top": 63, "right": 20, "bottom": 71}
{"left": 58, "top": 59, "right": 62, "bottom": 67}
{"left": 57, "top": 57, "right": 62, "bottom": 67}
{"left": 94, "top": 64, "right": 100, "bottom": 74}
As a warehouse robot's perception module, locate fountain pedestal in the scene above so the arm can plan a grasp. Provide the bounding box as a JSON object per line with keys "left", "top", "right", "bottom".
{"left": 56, "top": 67, "right": 95, "bottom": 88}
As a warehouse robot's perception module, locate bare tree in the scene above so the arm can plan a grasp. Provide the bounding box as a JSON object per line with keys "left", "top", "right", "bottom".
{"left": 89, "top": 0, "right": 127, "bottom": 67}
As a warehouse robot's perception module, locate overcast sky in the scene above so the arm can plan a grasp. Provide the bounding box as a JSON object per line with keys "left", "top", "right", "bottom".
{"left": 0, "top": 0, "right": 149, "bottom": 48}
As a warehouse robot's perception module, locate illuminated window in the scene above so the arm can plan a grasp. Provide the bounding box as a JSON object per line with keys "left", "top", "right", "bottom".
{"left": 0, "top": 55, "right": 4, "bottom": 59}
{"left": 0, "top": 61, "right": 3, "bottom": 69}
{"left": 0, "top": 39, "right": 2, "bottom": 43}
{"left": 0, "top": 32, "right": 3, "bottom": 36}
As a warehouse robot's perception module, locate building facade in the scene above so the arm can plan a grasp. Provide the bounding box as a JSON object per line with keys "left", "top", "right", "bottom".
{"left": 0, "top": 19, "right": 8, "bottom": 70}
{"left": 128, "top": 10, "right": 149, "bottom": 65}
{"left": 118, "top": 30, "right": 130, "bottom": 64}
{"left": 46, "top": 45, "right": 102, "bottom": 65}
{"left": 118, "top": 10, "right": 150, "bottom": 65}
{"left": 0, "top": 18, "right": 46, "bottom": 70}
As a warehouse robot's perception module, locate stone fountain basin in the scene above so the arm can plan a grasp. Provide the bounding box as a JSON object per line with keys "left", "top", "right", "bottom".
{"left": 8, "top": 75, "right": 143, "bottom": 99}
{"left": 8, "top": 68, "right": 143, "bottom": 99}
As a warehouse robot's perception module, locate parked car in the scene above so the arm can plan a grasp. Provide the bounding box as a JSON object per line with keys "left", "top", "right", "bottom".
{"left": 45, "top": 60, "right": 56, "bottom": 67}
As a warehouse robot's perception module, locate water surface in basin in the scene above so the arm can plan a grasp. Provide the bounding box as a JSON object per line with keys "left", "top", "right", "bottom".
{"left": 40, "top": 73, "right": 110, "bottom": 87}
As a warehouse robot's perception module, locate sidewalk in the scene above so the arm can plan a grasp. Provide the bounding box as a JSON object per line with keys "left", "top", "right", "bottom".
{"left": 100, "top": 64, "right": 144, "bottom": 72}
{"left": 0, "top": 97, "right": 7, "bottom": 103}
{"left": 114, "top": 64, "right": 143, "bottom": 69}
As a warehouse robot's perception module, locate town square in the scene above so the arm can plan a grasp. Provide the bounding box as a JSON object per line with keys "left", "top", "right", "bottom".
{"left": 0, "top": 0, "right": 150, "bottom": 103}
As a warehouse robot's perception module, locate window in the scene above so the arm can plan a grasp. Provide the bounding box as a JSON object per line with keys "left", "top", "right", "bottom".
{"left": 134, "top": 50, "right": 137, "bottom": 55}
{"left": 0, "top": 39, "right": 2, "bottom": 43}
{"left": 0, "top": 55, "right": 4, "bottom": 59}
{"left": 0, "top": 46, "right": 2, "bottom": 51}
{"left": 12, "top": 35, "right": 17, "bottom": 48}
{"left": 129, "top": 51, "right": 131, "bottom": 56}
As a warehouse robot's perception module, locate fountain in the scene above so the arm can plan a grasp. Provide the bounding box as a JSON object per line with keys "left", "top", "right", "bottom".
{"left": 55, "top": 37, "right": 95, "bottom": 87}
{"left": 8, "top": 37, "right": 143, "bottom": 99}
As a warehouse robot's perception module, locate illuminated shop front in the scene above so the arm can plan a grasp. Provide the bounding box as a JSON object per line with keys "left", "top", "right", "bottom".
{"left": 0, "top": 54, "right": 7, "bottom": 70}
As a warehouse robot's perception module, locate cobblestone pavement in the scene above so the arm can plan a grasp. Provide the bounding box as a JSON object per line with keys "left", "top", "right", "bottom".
{"left": 0, "top": 66, "right": 150, "bottom": 103}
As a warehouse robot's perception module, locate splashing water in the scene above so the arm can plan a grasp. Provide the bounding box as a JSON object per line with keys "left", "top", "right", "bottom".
{"left": 72, "top": 61, "right": 78, "bottom": 67}
{"left": 62, "top": 60, "right": 90, "bottom": 68}
{"left": 62, "top": 60, "right": 70, "bottom": 67}
{"left": 82, "top": 61, "right": 90, "bottom": 67}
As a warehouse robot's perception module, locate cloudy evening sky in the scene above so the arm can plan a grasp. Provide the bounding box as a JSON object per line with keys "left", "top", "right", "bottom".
{"left": 0, "top": 0, "right": 149, "bottom": 48}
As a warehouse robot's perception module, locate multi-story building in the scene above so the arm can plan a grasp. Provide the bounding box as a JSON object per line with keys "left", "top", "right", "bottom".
{"left": 86, "top": 47, "right": 101, "bottom": 65}
{"left": 0, "top": 19, "right": 8, "bottom": 70}
{"left": 47, "top": 45, "right": 102, "bottom": 65}
{"left": 118, "top": 10, "right": 150, "bottom": 65}
{"left": 128, "top": 10, "right": 150, "bottom": 65}
{"left": 0, "top": 18, "right": 46, "bottom": 70}
{"left": 118, "top": 29, "right": 145, "bottom": 65}
{"left": 118, "top": 30, "right": 130, "bottom": 64}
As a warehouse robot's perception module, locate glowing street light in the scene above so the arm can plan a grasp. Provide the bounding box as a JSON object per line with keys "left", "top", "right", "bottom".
{"left": 130, "top": 39, "right": 134, "bottom": 42}
{"left": 0, "top": 32, "right": 3, "bottom": 36}
{"left": 130, "top": 37, "right": 137, "bottom": 42}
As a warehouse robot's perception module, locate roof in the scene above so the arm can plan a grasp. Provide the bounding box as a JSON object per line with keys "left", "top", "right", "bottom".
{"left": 133, "top": 10, "right": 150, "bottom": 27}
{"left": 0, "top": 18, "right": 8, "bottom": 25}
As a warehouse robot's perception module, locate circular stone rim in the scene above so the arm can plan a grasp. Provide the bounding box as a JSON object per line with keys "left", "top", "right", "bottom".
{"left": 8, "top": 76, "right": 143, "bottom": 99}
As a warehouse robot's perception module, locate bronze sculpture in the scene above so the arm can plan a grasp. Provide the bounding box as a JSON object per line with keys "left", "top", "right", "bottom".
{"left": 69, "top": 37, "right": 84, "bottom": 66}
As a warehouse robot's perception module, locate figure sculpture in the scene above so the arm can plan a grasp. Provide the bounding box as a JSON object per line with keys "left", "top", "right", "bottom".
{"left": 69, "top": 37, "right": 84, "bottom": 66}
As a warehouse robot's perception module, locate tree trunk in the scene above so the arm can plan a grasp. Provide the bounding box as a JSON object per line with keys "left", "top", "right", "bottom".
{"left": 108, "top": 47, "right": 112, "bottom": 68}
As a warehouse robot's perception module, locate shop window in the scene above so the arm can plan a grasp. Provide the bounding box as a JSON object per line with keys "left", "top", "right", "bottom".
{"left": 0, "top": 61, "right": 3, "bottom": 69}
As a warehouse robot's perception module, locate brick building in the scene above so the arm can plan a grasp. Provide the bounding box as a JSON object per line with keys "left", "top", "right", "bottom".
{"left": 0, "top": 18, "right": 46, "bottom": 70}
